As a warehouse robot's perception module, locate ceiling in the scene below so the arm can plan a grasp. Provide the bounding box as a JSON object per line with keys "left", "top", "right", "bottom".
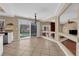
{"left": 0, "top": 3, "right": 61, "bottom": 20}
{"left": 60, "top": 3, "right": 79, "bottom": 24}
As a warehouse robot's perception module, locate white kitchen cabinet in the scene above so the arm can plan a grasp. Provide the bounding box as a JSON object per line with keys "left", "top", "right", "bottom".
{"left": 3, "top": 32, "right": 13, "bottom": 44}
{"left": 0, "top": 34, "right": 3, "bottom": 56}
{"left": 8, "top": 32, "right": 13, "bottom": 43}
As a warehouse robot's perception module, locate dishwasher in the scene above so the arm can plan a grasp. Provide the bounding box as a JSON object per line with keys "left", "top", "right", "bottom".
{"left": 3, "top": 33, "right": 8, "bottom": 45}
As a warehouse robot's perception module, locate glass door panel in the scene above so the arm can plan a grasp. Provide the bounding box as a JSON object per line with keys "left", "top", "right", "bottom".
{"left": 31, "top": 23, "right": 37, "bottom": 36}
{"left": 19, "top": 20, "right": 31, "bottom": 39}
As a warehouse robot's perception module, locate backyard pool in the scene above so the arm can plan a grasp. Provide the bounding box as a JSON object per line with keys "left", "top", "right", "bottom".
{"left": 20, "top": 32, "right": 30, "bottom": 38}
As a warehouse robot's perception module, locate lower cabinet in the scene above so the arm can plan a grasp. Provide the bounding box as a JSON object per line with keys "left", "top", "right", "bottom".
{"left": 3, "top": 32, "right": 13, "bottom": 44}
{"left": 0, "top": 35, "right": 3, "bottom": 56}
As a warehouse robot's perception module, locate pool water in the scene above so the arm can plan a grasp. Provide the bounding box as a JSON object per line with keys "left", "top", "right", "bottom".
{"left": 20, "top": 32, "right": 37, "bottom": 38}
{"left": 20, "top": 32, "right": 30, "bottom": 38}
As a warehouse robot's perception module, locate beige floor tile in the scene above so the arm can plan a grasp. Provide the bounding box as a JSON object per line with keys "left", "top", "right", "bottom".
{"left": 32, "top": 51, "right": 40, "bottom": 56}
{"left": 3, "top": 37, "right": 65, "bottom": 56}
{"left": 32, "top": 48, "right": 41, "bottom": 56}
{"left": 40, "top": 49, "right": 49, "bottom": 55}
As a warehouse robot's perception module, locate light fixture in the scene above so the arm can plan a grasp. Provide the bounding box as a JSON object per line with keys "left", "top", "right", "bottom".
{"left": 34, "top": 13, "right": 37, "bottom": 24}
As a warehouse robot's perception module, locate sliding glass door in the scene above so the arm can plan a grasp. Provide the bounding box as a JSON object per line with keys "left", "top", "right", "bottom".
{"left": 19, "top": 20, "right": 31, "bottom": 39}
{"left": 31, "top": 23, "right": 37, "bottom": 36}
{"left": 19, "top": 19, "right": 37, "bottom": 39}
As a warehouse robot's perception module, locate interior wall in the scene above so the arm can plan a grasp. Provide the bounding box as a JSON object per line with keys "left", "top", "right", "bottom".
{"left": 0, "top": 6, "right": 4, "bottom": 12}
{"left": 0, "top": 16, "right": 19, "bottom": 41}
{"left": 41, "top": 22, "right": 50, "bottom": 31}
{"left": 37, "top": 21, "right": 41, "bottom": 37}
{"left": 60, "top": 4, "right": 78, "bottom": 34}
{"left": 5, "top": 17, "right": 19, "bottom": 41}
{"left": 62, "top": 22, "right": 77, "bottom": 34}
{"left": 76, "top": 4, "right": 79, "bottom": 56}
{"left": 40, "top": 22, "right": 50, "bottom": 36}
{"left": 59, "top": 4, "right": 79, "bottom": 56}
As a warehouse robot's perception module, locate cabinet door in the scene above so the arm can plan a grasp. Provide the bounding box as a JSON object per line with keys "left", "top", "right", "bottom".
{"left": 0, "top": 35, "right": 3, "bottom": 56}
{"left": 8, "top": 32, "right": 13, "bottom": 43}
{"left": 3, "top": 33, "right": 8, "bottom": 44}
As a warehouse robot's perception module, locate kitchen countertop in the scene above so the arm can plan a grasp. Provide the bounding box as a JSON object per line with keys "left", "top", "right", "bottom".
{"left": 0, "top": 33, "right": 4, "bottom": 36}
{"left": 5, "top": 30, "right": 13, "bottom": 32}
{"left": 0, "top": 30, "right": 13, "bottom": 34}
{"left": 0, "top": 31, "right": 5, "bottom": 34}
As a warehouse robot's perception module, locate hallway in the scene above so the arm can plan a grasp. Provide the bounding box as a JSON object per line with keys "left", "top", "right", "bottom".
{"left": 3, "top": 37, "right": 65, "bottom": 56}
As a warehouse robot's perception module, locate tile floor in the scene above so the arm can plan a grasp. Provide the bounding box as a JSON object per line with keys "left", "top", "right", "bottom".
{"left": 3, "top": 37, "right": 65, "bottom": 56}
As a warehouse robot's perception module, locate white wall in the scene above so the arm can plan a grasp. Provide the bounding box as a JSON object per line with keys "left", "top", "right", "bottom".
{"left": 37, "top": 21, "right": 41, "bottom": 37}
